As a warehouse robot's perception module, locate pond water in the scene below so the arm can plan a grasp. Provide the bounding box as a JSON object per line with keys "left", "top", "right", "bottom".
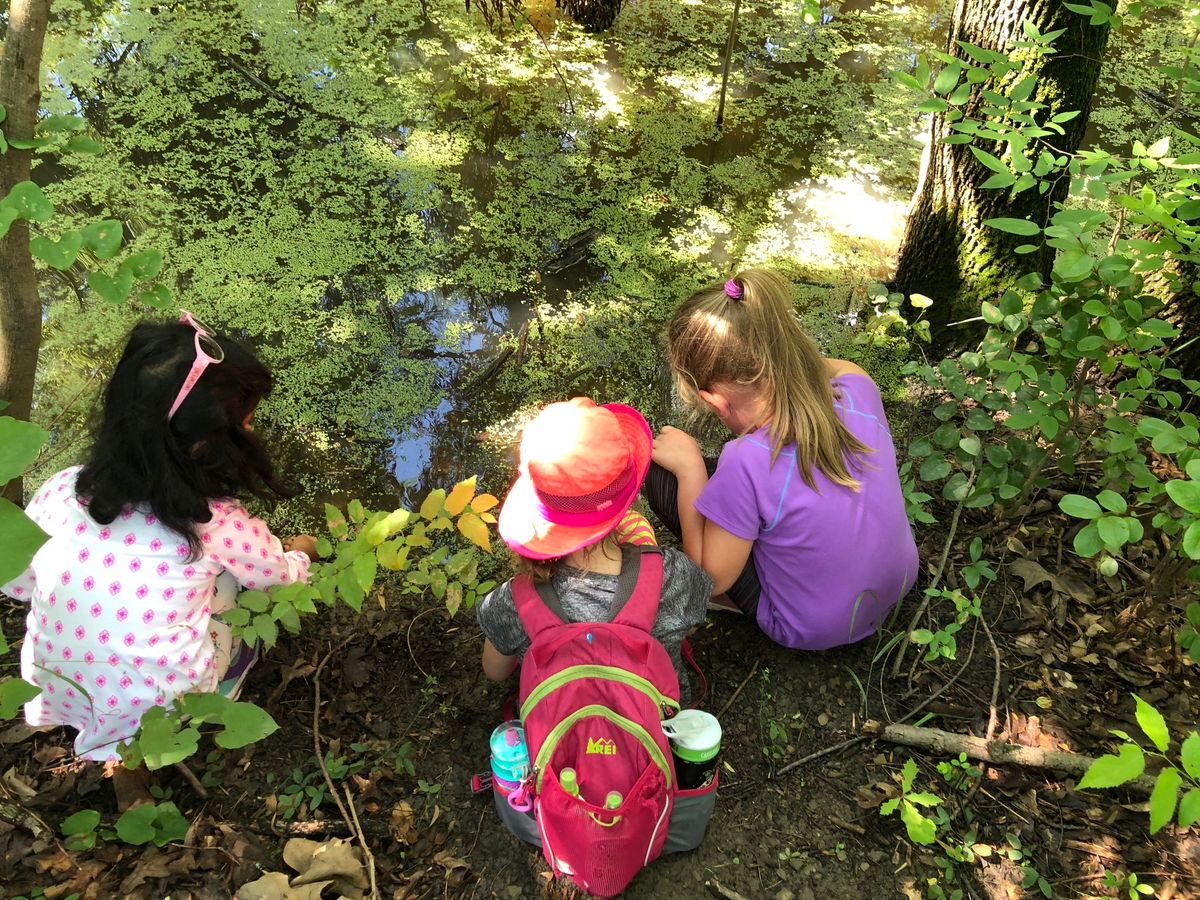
{"left": 33, "top": 0, "right": 1175, "bottom": 526}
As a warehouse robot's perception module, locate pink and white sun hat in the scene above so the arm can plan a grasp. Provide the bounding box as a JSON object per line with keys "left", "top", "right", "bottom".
{"left": 498, "top": 398, "right": 653, "bottom": 560}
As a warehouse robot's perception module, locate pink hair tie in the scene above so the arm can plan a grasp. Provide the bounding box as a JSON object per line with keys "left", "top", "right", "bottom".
{"left": 724, "top": 279, "right": 743, "bottom": 300}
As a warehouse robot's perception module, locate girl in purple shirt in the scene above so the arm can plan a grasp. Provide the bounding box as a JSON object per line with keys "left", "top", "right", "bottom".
{"left": 647, "top": 269, "right": 918, "bottom": 650}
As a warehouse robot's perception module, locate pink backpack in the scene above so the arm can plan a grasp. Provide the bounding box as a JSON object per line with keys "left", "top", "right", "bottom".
{"left": 511, "top": 546, "right": 681, "bottom": 897}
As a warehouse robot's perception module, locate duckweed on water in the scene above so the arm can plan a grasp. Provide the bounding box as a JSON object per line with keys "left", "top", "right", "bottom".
{"left": 32, "top": 0, "right": 953, "bottom": 521}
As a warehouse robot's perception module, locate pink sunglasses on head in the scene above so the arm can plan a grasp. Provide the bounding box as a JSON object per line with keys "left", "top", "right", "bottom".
{"left": 166, "top": 310, "right": 225, "bottom": 422}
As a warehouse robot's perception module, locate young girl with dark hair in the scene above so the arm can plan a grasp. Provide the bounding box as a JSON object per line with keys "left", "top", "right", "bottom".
{"left": 649, "top": 269, "right": 918, "bottom": 651}
{"left": 2, "top": 312, "right": 315, "bottom": 791}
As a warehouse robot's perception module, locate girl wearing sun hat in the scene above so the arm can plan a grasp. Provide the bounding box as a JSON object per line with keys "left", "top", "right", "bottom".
{"left": 476, "top": 398, "right": 711, "bottom": 702}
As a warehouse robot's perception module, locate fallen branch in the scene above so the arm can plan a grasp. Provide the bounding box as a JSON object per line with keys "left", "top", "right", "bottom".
{"left": 716, "top": 657, "right": 759, "bottom": 721}
{"left": 314, "top": 638, "right": 357, "bottom": 835}
{"left": 863, "top": 720, "right": 1157, "bottom": 794}
{"left": 706, "top": 879, "right": 754, "bottom": 900}
{"left": 891, "top": 468, "right": 976, "bottom": 678}
{"left": 344, "top": 785, "right": 380, "bottom": 900}
{"left": 0, "top": 798, "right": 52, "bottom": 840}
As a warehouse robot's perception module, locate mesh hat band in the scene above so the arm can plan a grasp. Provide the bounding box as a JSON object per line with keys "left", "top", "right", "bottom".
{"left": 530, "top": 459, "right": 638, "bottom": 528}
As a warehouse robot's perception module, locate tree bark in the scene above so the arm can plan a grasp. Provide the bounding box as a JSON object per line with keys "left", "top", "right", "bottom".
{"left": 892, "top": 0, "right": 1110, "bottom": 339}
{"left": 0, "top": 0, "right": 53, "bottom": 501}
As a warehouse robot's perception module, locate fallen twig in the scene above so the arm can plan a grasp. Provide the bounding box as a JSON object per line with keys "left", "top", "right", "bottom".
{"left": 706, "top": 879, "right": 754, "bottom": 900}
{"left": 891, "top": 468, "right": 976, "bottom": 678}
{"left": 862, "top": 720, "right": 1157, "bottom": 793}
{"left": 174, "top": 761, "right": 209, "bottom": 799}
{"left": 775, "top": 737, "right": 866, "bottom": 778}
{"left": 406, "top": 608, "right": 439, "bottom": 680}
{"left": 0, "top": 798, "right": 53, "bottom": 840}
{"left": 314, "top": 638, "right": 357, "bottom": 835}
{"left": 344, "top": 785, "right": 380, "bottom": 900}
{"left": 716, "top": 657, "right": 759, "bottom": 721}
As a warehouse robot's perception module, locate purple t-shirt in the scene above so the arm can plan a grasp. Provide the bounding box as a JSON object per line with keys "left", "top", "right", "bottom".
{"left": 695, "top": 374, "right": 918, "bottom": 650}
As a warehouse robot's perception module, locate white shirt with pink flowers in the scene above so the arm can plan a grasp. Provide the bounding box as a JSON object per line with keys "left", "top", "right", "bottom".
{"left": 0, "top": 466, "right": 311, "bottom": 761}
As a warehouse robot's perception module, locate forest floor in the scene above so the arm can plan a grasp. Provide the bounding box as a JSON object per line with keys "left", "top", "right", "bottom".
{"left": 1, "top": 492, "right": 1198, "bottom": 900}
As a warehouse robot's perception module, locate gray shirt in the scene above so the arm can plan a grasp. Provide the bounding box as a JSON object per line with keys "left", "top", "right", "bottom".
{"left": 476, "top": 548, "right": 712, "bottom": 704}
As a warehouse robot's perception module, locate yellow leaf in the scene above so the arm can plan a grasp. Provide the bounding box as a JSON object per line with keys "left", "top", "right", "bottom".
{"left": 444, "top": 476, "right": 477, "bottom": 516}
{"left": 419, "top": 488, "right": 446, "bottom": 520}
{"left": 479, "top": 512, "right": 497, "bottom": 524}
{"left": 457, "top": 513, "right": 492, "bottom": 553}
{"left": 470, "top": 493, "right": 499, "bottom": 514}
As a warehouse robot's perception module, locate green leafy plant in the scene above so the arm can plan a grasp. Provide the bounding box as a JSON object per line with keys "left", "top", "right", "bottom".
{"left": 1180, "top": 602, "right": 1200, "bottom": 665}
{"left": 880, "top": 758, "right": 943, "bottom": 845}
{"left": 1077, "top": 695, "right": 1200, "bottom": 833}
{"left": 909, "top": 588, "right": 981, "bottom": 662}
{"left": 59, "top": 809, "right": 102, "bottom": 852}
{"left": 120, "top": 693, "right": 279, "bottom": 770}
{"left": 1103, "top": 869, "right": 1157, "bottom": 899}
{"left": 114, "top": 800, "right": 190, "bottom": 847}
{"left": 937, "top": 752, "right": 982, "bottom": 791}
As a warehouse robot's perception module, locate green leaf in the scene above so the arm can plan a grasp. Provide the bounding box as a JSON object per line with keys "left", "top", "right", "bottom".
{"left": 88, "top": 268, "right": 134, "bottom": 303}
{"left": 65, "top": 134, "right": 103, "bottom": 154}
{"left": 933, "top": 62, "right": 962, "bottom": 95}
{"left": 30, "top": 230, "right": 84, "bottom": 269}
{"left": 983, "top": 217, "right": 1041, "bottom": 235}
{"left": 253, "top": 613, "right": 278, "bottom": 648}
{"left": 61, "top": 809, "right": 101, "bottom": 837}
{"left": 0, "top": 499, "right": 50, "bottom": 586}
{"left": 214, "top": 701, "right": 279, "bottom": 749}
{"left": 115, "top": 801, "right": 189, "bottom": 847}
{"left": 337, "top": 566, "right": 365, "bottom": 611}
{"left": 1096, "top": 515, "right": 1130, "bottom": 550}
{"left": 1, "top": 181, "right": 54, "bottom": 222}
{"left": 1073, "top": 523, "right": 1104, "bottom": 558}
{"left": 1179, "top": 788, "right": 1200, "bottom": 828}
{"left": 1165, "top": 480, "right": 1200, "bottom": 514}
{"left": 353, "top": 550, "right": 377, "bottom": 594}
{"left": 1095, "top": 490, "right": 1127, "bottom": 514}
{"left": 119, "top": 249, "right": 164, "bottom": 281}
{"left": 38, "top": 114, "right": 85, "bottom": 133}
{"left": 1180, "top": 732, "right": 1200, "bottom": 780}
{"left": 970, "top": 147, "right": 1010, "bottom": 174}
{"left": 902, "top": 757, "right": 918, "bottom": 791}
{"left": 900, "top": 800, "right": 938, "bottom": 844}
{"left": 1059, "top": 494, "right": 1101, "bottom": 519}
{"left": 1133, "top": 694, "right": 1170, "bottom": 752}
{"left": 0, "top": 677, "right": 41, "bottom": 719}
{"left": 81, "top": 219, "right": 123, "bottom": 259}
{"left": 1055, "top": 249, "right": 1093, "bottom": 282}
{"left": 1149, "top": 767, "right": 1181, "bottom": 833}
{"left": 238, "top": 590, "right": 270, "bottom": 613}
{"left": 139, "top": 284, "right": 173, "bottom": 310}
{"left": 1077, "top": 743, "right": 1145, "bottom": 789}
{"left": 920, "top": 457, "right": 951, "bottom": 482}
{"left": 0, "top": 415, "right": 49, "bottom": 484}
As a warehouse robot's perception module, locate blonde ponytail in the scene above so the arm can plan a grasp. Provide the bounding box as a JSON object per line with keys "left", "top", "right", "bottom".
{"left": 666, "top": 268, "right": 872, "bottom": 490}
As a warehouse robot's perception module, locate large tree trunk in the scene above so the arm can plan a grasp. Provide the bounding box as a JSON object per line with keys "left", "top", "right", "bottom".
{"left": 0, "top": 0, "right": 52, "bottom": 501}
{"left": 892, "top": 0, "right": 1110, "bottom": 339}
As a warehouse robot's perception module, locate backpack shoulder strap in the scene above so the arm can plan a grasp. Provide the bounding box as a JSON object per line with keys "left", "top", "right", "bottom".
{"left": 610, "top": 545, "right": 664, "bottom": 633}
{"left": 511, "top": 573, "right": 566, "bottom": 639}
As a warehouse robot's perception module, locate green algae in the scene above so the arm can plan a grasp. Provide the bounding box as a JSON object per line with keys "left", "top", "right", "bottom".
{"left": 29, "top": 0, "right": 953, "bottom": 518}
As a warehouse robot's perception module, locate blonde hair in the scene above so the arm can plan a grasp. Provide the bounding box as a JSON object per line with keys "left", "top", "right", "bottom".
{"left": 666, "top": 268, "right": 871, "bottom": 490}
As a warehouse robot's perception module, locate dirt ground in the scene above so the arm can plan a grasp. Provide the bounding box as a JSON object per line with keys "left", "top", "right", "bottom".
{"left": 2, "top": 499, "right": 1199, "bottom": 899}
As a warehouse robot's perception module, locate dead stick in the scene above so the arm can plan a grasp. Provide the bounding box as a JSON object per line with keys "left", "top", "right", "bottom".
{"left": 344, "top": 785, "right": 380, "bottom": 900}
{"left": 706, "top": 880, "right": 753, "bottom": 900}
{"left": 716, "top": 657, "right": 759, "bottom": 720}
{"left": 174, "top": 761, "right": 209, "bottom": 799}
{"left": 314, "top": 638, "right": 357, "bottom": 834}
{"left": 862, "top": 720, "right": 1157, "bottom": 793}
{"left": 0, "top": 798, "right": 52, "bottom": 840}
{"left": 891, "top": 468, "right": 976, "bottom": 678}
{"left": 775, "top": 736, "right": 866, "bottom": 777}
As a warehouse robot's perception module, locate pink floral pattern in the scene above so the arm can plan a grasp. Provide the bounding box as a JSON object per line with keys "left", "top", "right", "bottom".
{"left": 1, "top": 466, "right": 310, "bottom": 761}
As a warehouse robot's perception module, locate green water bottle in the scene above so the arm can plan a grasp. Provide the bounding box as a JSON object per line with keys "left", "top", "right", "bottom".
{"left": 604, "top": 791, "right": 622, "bottom": 810}
{"left": 560, "top": 767, "right": 579, "bottom": 797}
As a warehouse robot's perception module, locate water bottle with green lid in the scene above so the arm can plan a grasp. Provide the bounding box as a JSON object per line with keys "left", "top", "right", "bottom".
{"left": 604, "top": 791, "right": 622, "bottom": 810}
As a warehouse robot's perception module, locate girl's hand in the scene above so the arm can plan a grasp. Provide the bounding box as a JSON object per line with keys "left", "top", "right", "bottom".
{"left": 284, "top": 534, "right": 319, "bottom": 558}
{"left": 652, "top": 426, "right": 705, "bottom": 478}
